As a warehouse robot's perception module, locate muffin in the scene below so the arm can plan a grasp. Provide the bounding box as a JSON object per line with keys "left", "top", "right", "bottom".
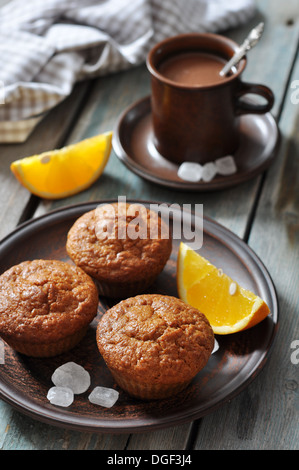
{"left": 0, "top": 259, "right": 98, "bottom": 357}
{"left": 96, "top": 294, "right": 214, "bottom": 399}
{"left": 66, "top": 202, "right": 172, "bottom": 298}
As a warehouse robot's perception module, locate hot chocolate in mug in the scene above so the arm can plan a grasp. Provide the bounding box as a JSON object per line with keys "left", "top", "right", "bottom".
{"left": 146, "top": 33, "right": 274, "bottom": 165}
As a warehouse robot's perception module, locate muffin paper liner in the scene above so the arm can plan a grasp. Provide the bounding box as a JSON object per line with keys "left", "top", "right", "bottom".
{"left": 94, "top": 275, "right": 159, "bottom": 299}
{"left": 110, "top": 370, "right": 191, "bottom": 400}
{"left": 1, "top": 326, "right": 88, "bottom": 357}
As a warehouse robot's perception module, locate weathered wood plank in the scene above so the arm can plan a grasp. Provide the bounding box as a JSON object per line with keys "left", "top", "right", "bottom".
{"left": 126, "top": 423, "right": 193, "bottom": 451}
{"left": 227, "top": 0, "right": 299, "bottom": 119}
{"left": 0, "top": 409, "right": 130, "bottom": 450}
{"left": 245, "top": 50, "right": 299, "bottom": 450}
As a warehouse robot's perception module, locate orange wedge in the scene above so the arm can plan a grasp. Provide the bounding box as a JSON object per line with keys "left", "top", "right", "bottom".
{"left": 177, "top": 242, "right": 270, "bottom": 334}
{"left": 10, "top": 131, "right": 112, "bottom": 199}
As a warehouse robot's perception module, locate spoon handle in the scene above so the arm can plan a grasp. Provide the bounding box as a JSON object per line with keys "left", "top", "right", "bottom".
{"left": 220, "top": 22, "right": 264, "bottom": 77}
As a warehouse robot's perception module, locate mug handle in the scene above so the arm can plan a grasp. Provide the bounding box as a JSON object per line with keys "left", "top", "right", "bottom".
{"left": 235, "top": 81, "right": 274, "bottom": 115}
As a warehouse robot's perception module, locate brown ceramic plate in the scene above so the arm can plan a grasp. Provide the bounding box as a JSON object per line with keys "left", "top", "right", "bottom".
{"left": 0, "top": 201, "right": 278, "bottom": 433}
{"left": 113, "top": 96, "right": 280, "bottom": 191}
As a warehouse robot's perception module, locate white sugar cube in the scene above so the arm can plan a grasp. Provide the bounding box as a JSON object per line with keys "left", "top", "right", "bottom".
{"left": 201, "top": 162, "right": 217, "bottom": 182}
{"left": 177, "top": 162, "right": 203, "bottom": 182}
{"left": 51, "top": 362, "right": 91, "bottom": 394}
{"left": 88, "top": 386, "right": 119, "bottom": 408}
{"left": 47, "top": 386, "right": 74, "bottom": 407}
{"left": 215, "top": 156, "right": 237, "bottom": 175}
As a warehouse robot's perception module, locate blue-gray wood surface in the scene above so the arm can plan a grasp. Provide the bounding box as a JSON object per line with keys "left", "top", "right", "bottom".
{"left": 0, "top": 0, "right": 298, "bottom": 450}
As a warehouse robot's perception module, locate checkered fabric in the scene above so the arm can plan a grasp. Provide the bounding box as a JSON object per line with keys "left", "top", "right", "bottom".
{"left": 0, "top": 0, "right": 256, "bottom": 142}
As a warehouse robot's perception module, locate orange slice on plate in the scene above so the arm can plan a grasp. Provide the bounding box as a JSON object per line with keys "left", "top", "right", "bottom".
{"left": 177, "top": 242, "right": 270, "bottom": 334}
{"left": 10, "top": 131, "right": 112, "bottom": 199}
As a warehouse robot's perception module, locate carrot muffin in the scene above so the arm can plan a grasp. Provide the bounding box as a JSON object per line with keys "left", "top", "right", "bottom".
{"left": 0, "top": 259, "right": 98, "bottom": 357}
{"left": 66, "top": 202, "right": 172, "bottom": 298}
{"left": 96, "top": 294, "right": 214, "bottom": 399}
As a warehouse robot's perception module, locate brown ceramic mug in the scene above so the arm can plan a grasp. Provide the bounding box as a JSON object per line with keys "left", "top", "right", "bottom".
{"left": 146, "top": 33, "right": 274, "bottom": 165}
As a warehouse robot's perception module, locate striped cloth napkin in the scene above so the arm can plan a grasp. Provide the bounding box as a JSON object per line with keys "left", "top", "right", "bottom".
{"left": 0, "top": 0, "right": 256, "bottom": 142}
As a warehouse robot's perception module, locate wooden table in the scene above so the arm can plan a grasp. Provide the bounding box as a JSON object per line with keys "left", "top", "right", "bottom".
{"left": 0, "top": 0, "right": 298, "bottom": 451}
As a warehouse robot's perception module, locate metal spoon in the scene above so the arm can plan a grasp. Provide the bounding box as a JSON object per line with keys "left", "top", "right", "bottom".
{"left": 219, "top": 22, "right": 265, "bottom": 77}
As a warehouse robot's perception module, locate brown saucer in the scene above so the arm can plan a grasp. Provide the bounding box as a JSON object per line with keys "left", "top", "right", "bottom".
{"left": 0, "top": 201, "right": 279, "bottom": 433}
{"left": 113, "top": 96, "right": 280, "bottom": 191}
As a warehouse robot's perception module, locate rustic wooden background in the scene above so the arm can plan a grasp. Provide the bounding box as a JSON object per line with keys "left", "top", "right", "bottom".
{"left": 0, "top": 0, "right": 298, "bottom": 450}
